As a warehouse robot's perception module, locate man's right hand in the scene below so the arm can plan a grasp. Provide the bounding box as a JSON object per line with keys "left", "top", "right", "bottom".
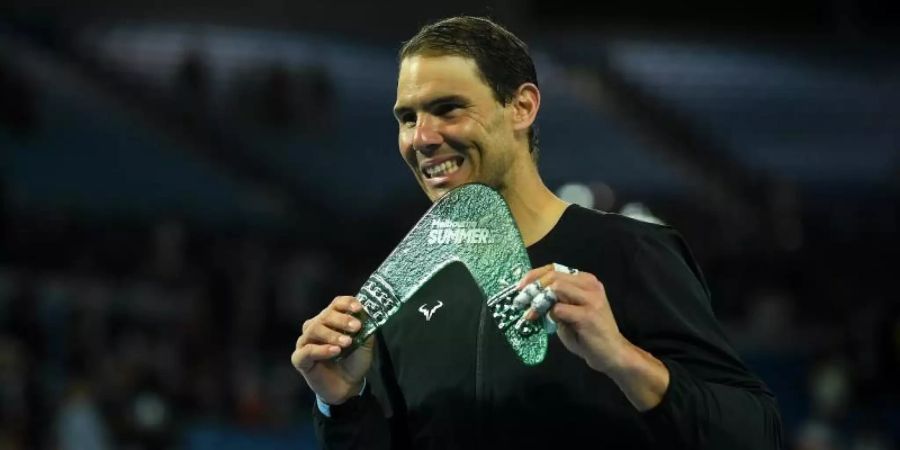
{"left": 291, "top": 296, "right": 374, "bottom": 405}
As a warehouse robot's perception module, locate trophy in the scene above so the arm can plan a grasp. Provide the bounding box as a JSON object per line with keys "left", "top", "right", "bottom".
{"left": 341, "top": 183, "right": 550, "bottom": 365}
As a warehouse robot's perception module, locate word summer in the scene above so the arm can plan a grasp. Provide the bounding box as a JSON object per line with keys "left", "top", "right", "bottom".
{"left": 427, "top": 227, "right": 495, "bottom": 244}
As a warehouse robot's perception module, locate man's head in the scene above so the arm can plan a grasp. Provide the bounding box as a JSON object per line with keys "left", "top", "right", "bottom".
{"left": 399, "top": 17, "right": 539, "bottom": 155}
{"left": 393, "top": 17, "right": 542, "bottom": 201}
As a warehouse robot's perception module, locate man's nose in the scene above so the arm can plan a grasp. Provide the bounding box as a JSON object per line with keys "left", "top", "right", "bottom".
{"left": 412, "top": 116, "right": 442, "bottom": 156}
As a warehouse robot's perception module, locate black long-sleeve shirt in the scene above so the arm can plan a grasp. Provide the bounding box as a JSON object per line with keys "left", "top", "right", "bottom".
{"left": 313, "top": 205, "right": 783, "bottom": 449}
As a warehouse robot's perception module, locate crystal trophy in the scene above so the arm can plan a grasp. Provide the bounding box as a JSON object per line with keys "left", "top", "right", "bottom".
{"left": 342, "top": 183, "right": 548, "bottom": 365}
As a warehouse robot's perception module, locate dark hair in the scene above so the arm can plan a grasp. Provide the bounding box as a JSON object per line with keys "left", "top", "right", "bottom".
{"left": 399, "top": 16, "right": 540, "bottom": 159}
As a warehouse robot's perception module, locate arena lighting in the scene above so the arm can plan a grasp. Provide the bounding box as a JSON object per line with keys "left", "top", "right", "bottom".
{"left": 591, "top": 182, "right": 616, "bottom": 212}
{"left": 134, "top": 392, "right": 167, "bottom": 430}
{"left": 556, "top": 182, "right": 594, "bottom": 208}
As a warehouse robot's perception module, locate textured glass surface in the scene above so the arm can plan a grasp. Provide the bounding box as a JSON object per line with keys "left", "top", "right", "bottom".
{"left": 345, "top": 183, "right": 547, "bottom": 365}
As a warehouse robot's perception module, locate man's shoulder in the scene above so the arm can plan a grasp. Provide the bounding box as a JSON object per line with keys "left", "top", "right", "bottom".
{"left": 566, "top": 205, "right": 707, "bottom": 289}
{"left": 564, "top": 204, "right": 675, "bottom": 243}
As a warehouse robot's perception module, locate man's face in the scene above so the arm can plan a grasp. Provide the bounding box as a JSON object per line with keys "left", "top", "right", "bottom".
{"left": 394, "top": 55, "right": 519, "bottom": 201}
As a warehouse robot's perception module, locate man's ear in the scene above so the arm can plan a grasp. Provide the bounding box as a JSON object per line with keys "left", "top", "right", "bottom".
{"left": 510, "top": 83, "right": 540, "bottom": 132}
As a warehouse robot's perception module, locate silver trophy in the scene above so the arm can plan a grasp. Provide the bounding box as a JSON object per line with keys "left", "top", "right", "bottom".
{"left": 341, "top": 183, "right": 549, "bottom": 365}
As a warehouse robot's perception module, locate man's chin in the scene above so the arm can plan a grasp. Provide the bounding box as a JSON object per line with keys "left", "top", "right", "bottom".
{"left": 425, "top": 187, "right": 448, "bottom": 202}
{"left": 419, "top": 172, "right": 476, "bottom": 201}
{"left": 416, "top": 181, "right": 441, "bottom": 202}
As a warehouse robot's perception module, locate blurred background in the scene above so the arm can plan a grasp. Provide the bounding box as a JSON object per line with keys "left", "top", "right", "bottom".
{"left": 1, "top": 1, "right": 898, "bottom": 449}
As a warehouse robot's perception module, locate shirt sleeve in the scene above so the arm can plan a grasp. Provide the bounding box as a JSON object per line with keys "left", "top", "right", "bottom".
{"left": 316, "top": 380, "right": 367, "bottom": 418}
{"left": 312, "top": 333, "right": 410, "bottom": 450}
{"left": 312, "top": 382, "right": 392, "bottom": 450}
{"left": 623, "top": 226, "right": 783, "bottom": 450}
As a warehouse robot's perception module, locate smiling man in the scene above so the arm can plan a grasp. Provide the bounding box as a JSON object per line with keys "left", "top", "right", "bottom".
{"left": 392, "top": 53, "right": 566, "bottom": 248}
{"left": 292, "top": 16, "right": 782, "bottom": 450}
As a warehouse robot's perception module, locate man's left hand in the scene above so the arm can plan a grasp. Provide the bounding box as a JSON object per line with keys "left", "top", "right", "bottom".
{"left": 517, "top": 264, "right": 630, "bottom": 373}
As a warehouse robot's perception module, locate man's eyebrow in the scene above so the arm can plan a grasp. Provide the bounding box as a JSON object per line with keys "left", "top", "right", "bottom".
{"left": 393, "top": 95, "right": 469, "bottom": 120}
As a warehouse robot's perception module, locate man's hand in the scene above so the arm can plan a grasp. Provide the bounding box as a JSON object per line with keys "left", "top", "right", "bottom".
{"left": 291, "top": 296, "right": 374, "bottom": 405}
{"left": 518, "top": 264, "right": 670, "bottom": 411}
{"left": 518, "top": 264, "right": 630, "bottom": 372}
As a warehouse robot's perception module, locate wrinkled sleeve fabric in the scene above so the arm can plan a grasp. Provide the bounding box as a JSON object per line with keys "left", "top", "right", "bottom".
{"left": 312, "top": 384, "right": 390, "bottom": 450}
{"left": 312, "top": 333, "right": 409, "bottom": 450}
{"left": 624, "top": 226, "right": 783, "bottom": 450}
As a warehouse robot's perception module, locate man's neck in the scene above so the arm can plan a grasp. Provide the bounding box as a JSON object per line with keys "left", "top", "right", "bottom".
{"left": 500, "top": 161, "right": 569, "bottom": 247}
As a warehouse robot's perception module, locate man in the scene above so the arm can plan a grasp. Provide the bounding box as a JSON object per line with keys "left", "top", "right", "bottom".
{"left": 292, "top": 16, "right": 782, "bottom": 449}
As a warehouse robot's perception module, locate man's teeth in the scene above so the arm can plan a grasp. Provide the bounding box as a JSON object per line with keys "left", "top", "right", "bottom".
{"left": 426, "top": 160, "right": 461, "bottom": 178}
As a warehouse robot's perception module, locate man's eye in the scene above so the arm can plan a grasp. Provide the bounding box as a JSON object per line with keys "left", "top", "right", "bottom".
{"left": 400, "top": 113, "right": 417, "bottom": 126}
{"left": 433, "top": 104, "right": 460, "bottom": 116}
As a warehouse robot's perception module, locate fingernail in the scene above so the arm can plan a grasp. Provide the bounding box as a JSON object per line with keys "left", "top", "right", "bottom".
{"left": 516, "top": 277, "right": 530, "bottom": 290}
{"left": 339, "top": 335, "right": 351, "bottom": 346}
{"left": 349, "top": 320, "right": 360, "bottom": 330}
{"left": 521, "top": 308, "right": 537, "bottom": 322}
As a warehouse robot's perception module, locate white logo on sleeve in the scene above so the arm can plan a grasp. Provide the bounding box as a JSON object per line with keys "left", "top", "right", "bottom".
{"left": 418, "top": 301, "right": 444, "bottom": 321}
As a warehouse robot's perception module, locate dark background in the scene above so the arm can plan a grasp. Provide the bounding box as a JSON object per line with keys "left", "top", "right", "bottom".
{"left": 1, "top": 1, "right": 898, "bottom": 449}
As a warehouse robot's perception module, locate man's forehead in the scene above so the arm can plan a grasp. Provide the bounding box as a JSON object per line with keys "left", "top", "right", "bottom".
{"left": 396, "top": 55, "right": 489, "bottom": 104}
{"left": 399, "top": 54, "right": 478, "bottom": 72}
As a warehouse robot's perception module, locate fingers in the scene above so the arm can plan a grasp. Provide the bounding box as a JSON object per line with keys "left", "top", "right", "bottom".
{"left": 517, "top": 264, "right": 591, "bottom": 292}
{"left": 300, "top": 321, "right": 354, "bottom": 348}
{"left": 300, "top": 313, "right": 362, "bottom": 346}
{"left": 546, "top": 279, "right": 589, "bottom": 306}
{"left": 516, "top": 264, "right": 555, "bottom": 290}
{"left": 295, "top": 296, "right": 365, "bottom": 362}
{"left": 512, "top": 281, "right": 543, "bottom": 310}
{"left": 331, "top": 296, "right": 364, "bottom": 315}
{"left": 320, "top": 308, "right": 363, "bottom": 335}
{"left": 513, "top": 263, "right": 575, "bottom": 311}
{"left": 521, "top": 281, "right": 587, "bottom": 321}
{"left": 514, "top": 263, "right": 600, "bottom": 327}
{"left": 291, "top": 295, "right": 370, "bottom": 375}
{"left": 517, "top": 272, "right": 590, "bottom": 309}
{"left": 547, "top": 302, "right": 581, "bottom": 325}
{"left": 291, "top": 343, "right": 342, "bottom": 372}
